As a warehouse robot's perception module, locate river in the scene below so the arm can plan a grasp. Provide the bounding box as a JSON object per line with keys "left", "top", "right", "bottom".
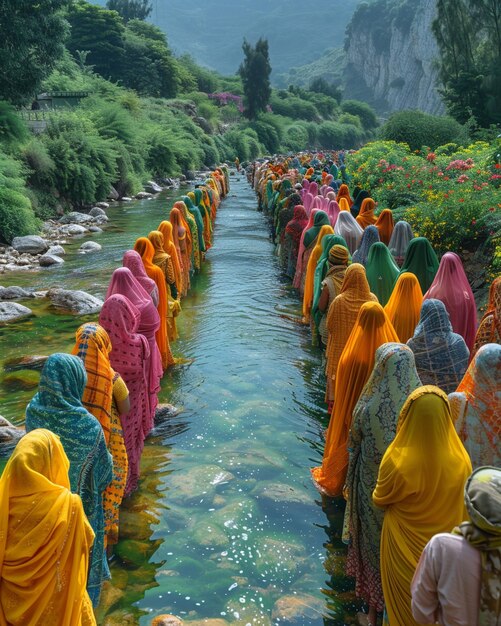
{"left": 0, "top": 175, "right": 360, "bottom": 625}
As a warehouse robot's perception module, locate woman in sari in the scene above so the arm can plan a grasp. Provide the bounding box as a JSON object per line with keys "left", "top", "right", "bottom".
{"left": 158, "top": 220, "right": 183, "bottom": 299}
{"left": 384, "top": 272, "right": 423, "bottom": 343}
{"left": 0, "top": 429, "right": 96, "bottom": 625}
{"left": 334, "top": 211, "right": 364, "bottom": 254}
{"left": 373, "top": 386, "right": 471, "bottom": 626}
{"left": 356, "top": 198, "right": 377, "bottom": 229}
{"left": 25, "top": 354, "right": 112, "bottom": 607}
{"left": 181, "top": 195, "right": 206, "bottom": 260}
{"left": 449, "top": 343, "right": 501, "bottom": 468}
{"left": 312, "top": 301, "right": 398, "bottom": 497}
{"left": 302, "top": 224, "right": 334, "bottom": 324}
{"left": 399, "top": 237, "right": 439, "bottom": 293}
{"left": 365, "top": 242, "right": 400, "bottom": 306}
{"left": 148, "top": 230, "right": 180, "bottom": 342}
{"left": 407, "top": 299, "right": 470, "bottom": 394}
{"left": 292, "top": 209, "right": 318, "bottom": 288}
{"left": 388, "top": 220, "right": 414, "bottom": 266}
{"left": 336, "top": 183, "right": 353, "bottom": 208}
{"left": 71, "top": 323, "right": 129, "bottom": 548}
{"left": 471, "top": 276, "right": 501, "bottom": 359}
{"left": 424, "top": 252, "right": 477, "bottom": 352}
{"left": 316, "top": 244, "right": 351, "bottom": 347}
{"left": 169, "top": 206, "right": 192, "bottom": 295}
{"left": 345, "top": 343, "right": 421, "bottom": 626}
{"left": 99, "top": 294, "right": 150, "bottom": 495}
{"left": 173, "top": 200, "right": 200, "bottom": 271}
{"left": 375, "top": 209, "right": 394, "bottom": 245}
{"left": 133, "top": 237, "right": 174, "bottom": 369}
{"left": 188, "top": 189, "right": 212, "bottom": 250}
{"left": 339, "top": 197, "right": 351, "bottom": 213}
{"left": 324, "top": 264, "right": 378, "bottom": 408}
{"left": 106, "top": 267, "right": 162, "bottom": 431}
{"left": 294, "top": 210, "right": 330, "bottom": 294}
{"left": 352, "top": 225, "right": 380, "bottom": 266}
{"left": 284, "top": 205, "right": 309, "bottom": 279}
{"left": 351, "top": 189, "right": 370, "bottom": 218}
{"left": 123, "top": 250, "right": 159, "bottom": 307}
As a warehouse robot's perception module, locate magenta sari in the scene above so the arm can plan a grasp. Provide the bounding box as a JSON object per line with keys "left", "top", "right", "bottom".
{"left": 424, "top": 252, "right": 477, "bottom": 351}
{"left": 293, "top": 209, "right": 319, "bottom": 289}
{"left": 123, "top": 250, "right": 159, "bottom": 307}
{"left": 106, "top": 267, "right": 162, "bottom": 432}
{"left": 99, "top": 294, "right": 150, "bottom": 496}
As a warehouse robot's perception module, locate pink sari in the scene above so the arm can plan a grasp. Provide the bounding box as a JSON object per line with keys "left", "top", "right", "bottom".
{"left": 123, "top": 250, "right": 159, "bottom": 307}
{"left": 106, "top": 267, "right": 162, "bottom": 432}
{"left": 99, "top": 294, "right": 150, "bottom": 496}
{"left": 293, "top": 209, "right": 319, "bottom": 289}
{"left": 424, "top": 252, "right": 477, "bottom": 352}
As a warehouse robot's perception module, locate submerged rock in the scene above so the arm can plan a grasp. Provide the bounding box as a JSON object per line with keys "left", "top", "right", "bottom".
{"left": 79, "top": 241, "right": 102, "bottom": 254}
{"left": 11, "top": 235, "right": 49, "bottom": 254}
{"left": 136, "top": 191, "right": 154, "bottom": 200}
{"left": 154, "top": 403, "right": 182, "bottom": 423}
{"left": 271, "top": 593, "right": 325, "bottom": 625}
{"left": 3, "top": 370, "right": 40, "bottom": 390}
{"left": 251, "top": 482, "right": 312, "bottom": 506}
{"left": 0, "top": 302, "right": 33, "bottom": 323}
{"left": 151, "top": 615, "right": 184, "bottom": 626}
{"left": 39, "top": 254, "right": 64, "bottom": 267}
{"left": 0, "top": 286, "right": 34, "bottom": 300}
{"left": 168, "top": 465, "right": 235, "bottom": 505}
{"left": 4, "top": 355, "right": 48, "bottom": 372}
{"left": 255, "top": 536, "right": 308, "bottom": 585}
{"left": 0, "top": 416, "right": 25, "bottom": 457}
{"left": 46, "top": 245, "right": 66, "bottom": 256}
{"left": 47, "top": 287, "right": 103, "bottom": 314}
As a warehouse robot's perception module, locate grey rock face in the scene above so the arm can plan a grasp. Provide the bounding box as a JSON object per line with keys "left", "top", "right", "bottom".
{"left": 0, "top": 302, "right": 33, "bottom": 323}
{"left": 11, "top": 236, "right": 49, "bottom": 254}
{"left": 47, "top": 287, "right": 103, "bottom": 314}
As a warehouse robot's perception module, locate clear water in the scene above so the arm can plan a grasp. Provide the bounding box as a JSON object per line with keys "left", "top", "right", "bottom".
{"left": 0, "top": 176, "right": 360, "bottom": 625}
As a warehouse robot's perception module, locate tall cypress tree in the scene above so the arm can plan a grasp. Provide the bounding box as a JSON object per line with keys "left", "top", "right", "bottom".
{"left": 238, "top": 38, "right": 272, "bottom": 120}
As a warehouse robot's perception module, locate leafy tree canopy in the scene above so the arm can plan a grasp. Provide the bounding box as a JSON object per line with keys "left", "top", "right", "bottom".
{"left": 106, "top": 0, "right": 152, "bottom": 23}
{"left": 238, "top": 38, "right": 272, "bottom": 120}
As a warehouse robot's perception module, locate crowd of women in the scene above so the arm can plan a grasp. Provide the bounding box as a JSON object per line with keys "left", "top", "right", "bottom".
{"left": 251, "top": 154, "right": 500, "bottom": 626}
{"left": 0, "top": 168, "right": 229, "bottom": 624}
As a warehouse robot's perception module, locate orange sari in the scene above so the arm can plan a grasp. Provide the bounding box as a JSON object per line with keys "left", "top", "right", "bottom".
{"left": 313, "top": 301, "right": 398, "bottom": 496}
{"left": 337, "top": 184, "right": 353, "bottom": 207}
{"left": 339, "top": 198, "right": 351, "bottom": 212}
{"left": 356, "top": 198, "right": 377, "bottom": 229}
{"left": 375, "top": 208, "right": 394, "bottom": 245}
{"left": 384, "top": 272, "right": 423, "bottom": 343}
{"left": 302, "top": 225, "right": 334, "bottom": 322}
{"left": 158, "top": 220, "right": 183, "bottom": 296}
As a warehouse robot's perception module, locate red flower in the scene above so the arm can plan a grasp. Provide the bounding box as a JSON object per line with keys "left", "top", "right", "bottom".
{"left": 471, "top": 219, "right": 476, "bottom": 225}
{"left": 489, "top": 207, "right": 495, "bottom": 212}
{"left": 459, "top": 198, "right": 464, "bottom": 203}
{"left": 407, "top": 183, "right": 411, "bottom": 188}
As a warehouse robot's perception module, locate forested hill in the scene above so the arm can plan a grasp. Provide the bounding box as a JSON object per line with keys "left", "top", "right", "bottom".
{"left": 92, "top": 0, "right": 359, "bottom": 78}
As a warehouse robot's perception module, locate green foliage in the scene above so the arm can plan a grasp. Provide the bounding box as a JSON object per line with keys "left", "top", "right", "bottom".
{"left": 0, "top": 0, "right": 69, "bottom": 105}
{"left": 270, "top": 93, "right": 319, "bottom": 122}
{"left": 0, "top": 102, "right": 28, "bottom": 148}
{"left": 338, "top": 113, "right": 362, "bottom": 129}
{"left": 341, "top": 100, "right": 378, "bottom": 130}
{"left": 239, "top": 38, "right": 272, "bottom": 120}
{"left": 379, "top": 110, "right": 468, "bottom": 151}
{"left": 106, "top": 0, "right": 152, "bottom": 23}
{"left": 318, "top": 121, "right": 364, "bottom": 150}
{"left": 283, "top": 123, "right": 309, "bottom": 152}
{"left": 0, "top": 151, "right": 38, "bottom": 243}
{"left": 177, "top": 55, "right": 219, "bottom": 94}
{"left": 308, "top": 77, "right": 343, "bottom": 102}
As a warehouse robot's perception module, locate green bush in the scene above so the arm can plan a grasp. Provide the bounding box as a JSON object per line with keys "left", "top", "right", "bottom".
{"left": 283, "top": 123, "right": 309, "bottom": 152}
{"left": 0, "top": 101, "right": 28, "bottom": 149}
{"left": 341, "top": 99, "right": 378, "bottom": 130}
{"left": 0, "top": 187, "right": 39, "bottom": 243}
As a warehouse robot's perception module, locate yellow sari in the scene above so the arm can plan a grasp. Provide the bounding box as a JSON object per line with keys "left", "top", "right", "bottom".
{"left": 0, "top": 429, "right": 96, "bottom": 625}
{"left": 384, "top": 272, "right": 423, "bottom": 343}
{"left": 373, "top": 386, "right": 471, "bottom": 626}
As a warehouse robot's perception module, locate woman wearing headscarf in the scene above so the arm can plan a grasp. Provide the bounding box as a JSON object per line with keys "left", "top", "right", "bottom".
{"left": 356, "top": 198, "right": 378, "bottom": 229}
{"left": 316, "top": 244, "right": 351, "bottom": 347}
{"left": 424, "top": 252, "right": 478, "bottom": 352}
{"left": 334, "top": 211, "right": 364, "bottom": 254}
{"left": 449, "top": 343, "right": 501, "bottom": 468}
{"left": 134, "top": 237, "right": 174, "bottom": 369}
{"left": 411, "top": 465, "right": 501, "bottom": 626}
{"left": 188, "top": 189, "right": 212, "bottom": 250}
{"left": 374, "top": 208, "right": 394, "bottom": 245}
{"left": 25, "top": 354, "right": 112, "bottom": 607}
{"left": 284, "top": 205, "right": 309, "bottom": 279}
{"left": 148, "top": 230, "right": 180, "bottom": 342}
{"left": 384, "top": 272, "right": 423, "bottom": 343}
{"left": 312, "top": 301, "right": 398, "bottom": 497}
{"left": 324, "top": 264, "right": 378, "bottom": 408}
{"left": 351, "top": 189, "right": 370, "bottom": 218}
{"left": 471, "top": 276, "right": 501, "bottom": 359}
{"left": 295, "top": 210, "right": 330, "bottom": 295}
{"left": 158, "top": 220, "right": 183, "bottom": 298}
{"left": 408, "top": 299, "right": 470, "bottom": 394}
{"left": 399, "top": 237, "right": 439, "bottom": 293}
{"left": 374, "top": 386, "right": 471, "bottom": 626}
{"left": 312, "top": 236, "right": 350, "bottom": 327}
{"left": 344, "top": 344, "right": 421, "bottom": 626}
{"left": 302, "top": 224, "right": 334, "bottom": 324}
{"left": 339, "top": 197, "right": 351, "bottom": 213}
{"left": 336, "top": 183, "right": 353, "bottom": 208}
{"left": 388, "top": 220, "right": 414, "bottom": 267}
{"left": 181, "top": 195, "right": 206, "bottom": 260}
{"left": 0, "top": 429, "right": 97, "bottom": 625}
{"left": 365, "top": 242, "right": 400, "bottom": 307}
{"left": 292, "top": 209, "right": 319, "bottom": 288}
{"left": 71, "top": 323, "right": 129, "bottom": 549}
{"left": 169, "top": 206, "right": 192, "bottom": 295}
{"left": 123, "top": 250, "right": 159, "bottom": 307}
{"left": 352, "top": 225, "right": 380, "bottom": 266}
{"left": 99, "top": 294, "right": 150, "bottom": 495}
{"left": 173, "top": 200, "right": 200, "bottom": 271}
{"left": 106, "top": 267, "right": 162, "bottom": 430}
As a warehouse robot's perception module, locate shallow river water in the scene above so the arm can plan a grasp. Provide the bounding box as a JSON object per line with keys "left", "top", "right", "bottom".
{"left": 0, "top": 175, "right": 360, "bottom": 625}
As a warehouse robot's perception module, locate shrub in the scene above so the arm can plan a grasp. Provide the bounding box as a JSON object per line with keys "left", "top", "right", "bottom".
{"left": 0, "top": 101, "right": 28, "bottom": 148}
{"left": 0, "top": 187, "right": 39, "bottom": 243}
{"left": 341, "top": 100, "right": 378, "bottom": 130}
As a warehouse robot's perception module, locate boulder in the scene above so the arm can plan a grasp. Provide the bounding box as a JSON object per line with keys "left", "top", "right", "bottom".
{"left": 47, "top": 288, "right": 103, "bottom": 315}
{"left": 59, "top": 211, "right": 92, "bottom": 225}
{"left": 107, "top": 185, "right": 119, "bottom": 200}
{"left": 3, "top": 355, "right": 48, "bottom": 372}
{"left": 251, "top": 482, "right": 312, "bottom": 506}
{"left": 0, "top": 286, "right": 33, "bottom": 300}
{"left": 154, "top": 403, "right": 182, "bottom": 423}
{"left": 95, "top": 201, "right": 109, "bottom": 209}
{"left": 88, "top": 226, "right": 103, "bottom": 233}
{"left": 0, "top": 302, "right": 33, "bottom": 323}
{"left": 185, "top": 170, "right": 196, "bottom": 181}
{"left": 46, "top": 245, "right": 66, "bottom": 256}
{"left": 145, "top": 181, "right": 163, "bottom": 194}
{"left": 120, "top": 197, "right": 132, "bottom": 202}
{"left": 59, "top": 224, "right": 88, "bottom": 236}
{"left": 271, "top": 594, "right": 325, "bottom": 625}
{"left": 79, "top": 241, "right": 102, "bottom": 254}
{"left": 136, "top": 191, "right": 154, "bottom": 200}
{"left": 151, "top": 615, "right": 184, "bottom": 626}
{"left": 89, "top": 206, "right": 107, "bottom": 218}
{"left": 39, "top": 254, "right": 65, "bottom": 267}
{"left": 11, "top": 236, "right": 49, "bottom": 254}
{"left": 0, "top": 416, "right": 25, "bottom": 457}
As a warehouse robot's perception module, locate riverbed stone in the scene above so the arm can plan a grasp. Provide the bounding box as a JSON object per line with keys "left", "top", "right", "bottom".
{"left": 3, "top": 355, "right": 48, "bottom": 372}
{"left": 47, "top": 287, "right": 103, "bottom": 314}
{"left": 46, "top": 245, "right": 66, "bottom": 256}
{"left": 168, "top": 465, "right": 235, "bottom": 505}
{"left": 0, "top": 416, "right": 25, "bottom": 457}
{"left": 79, "top": 241, "right": 102, "bottom": 254}
{"left": 0, "top": 286, "right": 33, "bottom": 300}
{"left": 119, "top": 508, "right": 157, "bottom": 540}
{"left": 192, "top": 520, "right": 229, "bottom": 548}
{"left": 255, "top": 536, "right": 308, "bottom": 585}
{"left": 59, "top": 211, "right": 92, "bottom": 224}
{"left": 0, "top": 302, "right": 33, "bottom": 323}
{"left": 271, "top": 593, "right": 325, "bottom": 625}
{"left": 224, "top": 597, "right": 271, "bottom": 626}
{"left": 121, "top": 196, "right": 132, "bottom": 202}
{"left": 88, "top": 226, "right": 103, "bottom": 233}
{"left": 89, "top": 206, "right": 107, "bottom": 218}
{"left": 3, "top": 370, "right": 40, "bottom": 390}
{"left": 11, "top": 235, "right": 49, "bottom": 254}
{"left": 115, "top": 539, "right": 157, "bottom": 567}
{"left": 136, "top": 191, "right": 154, "bottom": 200}
{"left": 185, "top": 620, "right": 229, "bottom": 626}
{"left": 251, "top": 482, "right": 312, "bottom": 506}
{"left": 95, "top": 582, "right": 125, "bottom": 622}
{"left": 39, "top": 254, "right": 65, "bottom": 267}
{"left": 59, "top": 224, "right": 88, "bottom": 236}
{"left": 151, "top": 615, "right": 184, "bottom": 626}
{"left": 145, "top": 181, "right": 163, "bottom": 193}
{"left": 102, "top": 609, "right": 137, "bottom": 626}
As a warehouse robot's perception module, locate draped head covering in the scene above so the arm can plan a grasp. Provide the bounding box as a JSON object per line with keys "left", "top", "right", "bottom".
{"left": 293, "top": 209, "right": 320, "bottom": 289}
{"left": 71, "top": 322, "right": 113, "bottom": 444}
{"left": 334, "top": 211, "right": 364, "bottom": 254}
{"left": 455, "top": 466, "right": 501, "bottom": 626}
{"left": 181, "top": 195, "right": 205, "bottom": 253}
{"left": 407, "top": 298, "right": 470, "bottom": 394}
{"left": 450, "top": 343, "right": 501, "bottom": 468}
{"left": 351, "top": 189, "right": 370, "bottom": 218}
{"left": 356, "top": 198, "right": 377, "bottom": 229}
{"left": 148, "top": 230, "right": 170, "bottom": 272}
{"left": 384, "top": 272, "right": 423, "bottom": 343}
{"left": 373, "top": 386, "right": 472, "bottom": 626}
{"left": 388, "top": 220, "right": 414, "bottom": 265}
{"left": 375, "top": 208, "right": 394, "bottom": 245}
{"left": 122, "top": 250, "right": 158, "bottom": 305}
{"left": 170, "top": 206, "right": 192, "bottom": 262}
{"left": 424, "top": 251, "right": 477, "bottom": 352}
{"left": 25, "top": 354, "right": 112, "bottom": 606}
{"left": 365, "top": 242, "right": 400, "bottom": 306}
{"left": 158, "top": 220, "right": 182, "bottom": 294}
{"left": 399, "top": 237, "right": 439, "bottom": 293}
{"left": 0, "top": 429, "right": 96, "bottom": 626}
{"left": 303, "top": 224, "right": 334, "bottom": 321}
{"left": 339, "top": 197, "right": 351, "bottom": 212}
{"left": 336, "top": 183, "right": 353, "bottom": 207}
{"left": 303, "top": 210, "right": 330, "bottom": 249}
{"left": 285, "top": 204, "right": 308, "bottom": 244}
{"left": 352, "top": 225, "right": 380, "bottom": 266}
{"left": 472, "top": 277, "right": 501, "bottom": 359}
{"left": 313, "top": 301, "right": 399, "bottom": 496}
{"left": 173, "top": 200, "right": 200, "bottom": 270}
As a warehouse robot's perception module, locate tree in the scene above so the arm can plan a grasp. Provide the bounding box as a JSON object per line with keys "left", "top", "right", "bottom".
{"left": 238, "top": 38, "right": 272, "bottom": 120}
{"left": 0, "top": 0, "right": 69, "bottom": 105}
{"left": 106, "top": 0, "right": 152, "bottom": 23}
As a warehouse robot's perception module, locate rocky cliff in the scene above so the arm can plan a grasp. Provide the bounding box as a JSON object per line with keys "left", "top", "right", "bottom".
{"left": 343, "top": 0, "right": 444, "bottom": 115}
